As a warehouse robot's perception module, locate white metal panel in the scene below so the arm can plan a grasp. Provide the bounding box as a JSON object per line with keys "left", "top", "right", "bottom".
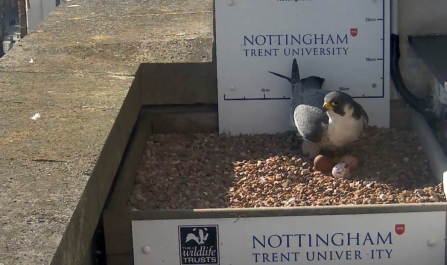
{"left": 215, "top": 0, "right": 391, "bottom": 135}
{"left": 42, "top": 0, "right": 56, "bottom": 20}
{"left": 2, "top": 41, "right": 12, "bottom": 52}
{"left": 132, "top": 211, "right": 445, "bottom": 265}
{"left": 27, "top": 0, "right": 56, "bottom": 32}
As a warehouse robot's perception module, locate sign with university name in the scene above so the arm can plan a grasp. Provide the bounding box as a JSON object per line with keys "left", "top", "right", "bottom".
{"left": 132, "top": 211, "right": 446, "bottom": 265}
{"left": 215, "top": 0, "right": 391, "bottom": 135}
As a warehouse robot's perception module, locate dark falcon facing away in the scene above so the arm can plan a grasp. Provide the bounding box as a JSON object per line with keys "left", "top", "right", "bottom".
{"left": 269, "top": 58, "right": 369, "bottom": 159}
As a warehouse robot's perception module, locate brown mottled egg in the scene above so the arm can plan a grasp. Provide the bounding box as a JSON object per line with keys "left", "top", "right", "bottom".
{"left": 313, "top": 155, "right": 335, "bottom": 172}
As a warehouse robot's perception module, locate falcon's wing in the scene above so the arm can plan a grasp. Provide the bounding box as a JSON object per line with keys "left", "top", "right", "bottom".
{"left": 353, "top": 101, "right": 369, "bottom": 127}
{"left": 294, "top": 105, "right": 328, "bottom": 143}
{"left": 293, "top": 89, "right": 329, "bottom": 143}
{"left": 300, "top": 76, "right": 325, "bottom": 91}
{"left": 291, "top": 88, "right": 328, "bottom": 111}
{"left": 268, "top": 58, "right": 329, "bottom": 139}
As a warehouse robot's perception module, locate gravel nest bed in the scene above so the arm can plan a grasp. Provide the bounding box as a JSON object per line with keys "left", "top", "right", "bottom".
{"left": 128, "top": 126, "right": 446, "bottom": 210}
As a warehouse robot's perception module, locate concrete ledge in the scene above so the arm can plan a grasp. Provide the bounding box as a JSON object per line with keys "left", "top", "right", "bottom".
{"left": 0, "top": 0, "right": 214, "bottom": 264}
{"left": 140, "top": 62, "right": 217, "bottom": 105}
{"left": 411, "top": 109, "right": 447, "bottom": 197}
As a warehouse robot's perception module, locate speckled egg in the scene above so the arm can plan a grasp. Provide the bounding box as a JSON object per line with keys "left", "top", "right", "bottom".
{"left": 332, "top": 163, "right": 351, "bottom": 178}
{"left": 339, "top": 155, "right": 359, "bottom": 172}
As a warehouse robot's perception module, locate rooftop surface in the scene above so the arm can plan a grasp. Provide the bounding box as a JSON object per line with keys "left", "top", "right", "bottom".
{"left": 0, "top": 0, "right": 213, "bottom": 264}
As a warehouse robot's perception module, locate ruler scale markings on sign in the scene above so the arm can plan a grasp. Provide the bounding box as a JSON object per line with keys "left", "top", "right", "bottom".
{"left": 221, "top": 0, "right": 387, "bottom": 101}
{"left": 216, "top": 0, "right": 392, "bottom": 134}
{"left": 223, "top": 94, "right": 291, "bottom": 101}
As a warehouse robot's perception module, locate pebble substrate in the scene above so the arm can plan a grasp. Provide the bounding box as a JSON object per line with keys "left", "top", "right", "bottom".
{"left": 128, "top": 126, "right": 446, "bottom": 210}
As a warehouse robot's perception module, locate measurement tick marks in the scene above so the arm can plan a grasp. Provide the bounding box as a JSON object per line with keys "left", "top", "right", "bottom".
{"left": 223, "top": 94, "right": 290, "bottom": 101}
{"left": 220, "top": 1, "right": 389, "bottom": 102}
{"left": 365, "top": 18, "right": 384, "bottom": 22}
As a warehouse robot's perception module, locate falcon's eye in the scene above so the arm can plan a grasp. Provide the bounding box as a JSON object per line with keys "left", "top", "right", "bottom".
{"left": 332, "top": 101, "right": 340, "bottom": 106}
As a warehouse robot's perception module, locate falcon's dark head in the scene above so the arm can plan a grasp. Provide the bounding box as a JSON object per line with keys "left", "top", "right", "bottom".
{"left": 322, "top": 91, "right": 355, "bottom": 117}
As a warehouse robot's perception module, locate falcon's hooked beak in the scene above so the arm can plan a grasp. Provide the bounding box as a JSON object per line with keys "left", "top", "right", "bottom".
{"left": 322, "top": 102, "right": 333, "bottom": 112}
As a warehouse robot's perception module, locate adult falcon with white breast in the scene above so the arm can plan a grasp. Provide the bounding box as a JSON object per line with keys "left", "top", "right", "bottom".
{"left": 269, "top": 58, "right": 369, "bottom": 159}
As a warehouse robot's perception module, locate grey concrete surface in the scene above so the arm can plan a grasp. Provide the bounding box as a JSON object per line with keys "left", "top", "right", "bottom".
{"left": 0, "top": 0, "right": 214, "bottom": 264}
{"left": 398, "top": 0, "right": 447, "bottom": 100}
{"left": 411, "top": 109, "right": 447, "bottom": 195}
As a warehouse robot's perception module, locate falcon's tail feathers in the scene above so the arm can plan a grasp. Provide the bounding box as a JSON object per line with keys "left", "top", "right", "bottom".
{"left": 268, "top": 58, "right": 301, "bottom": 94}
{"left": 291, "top": 58, "right": 300, "bottom": 85}
{"left": 267, "top": 71, "right": 292, "bottom": 83}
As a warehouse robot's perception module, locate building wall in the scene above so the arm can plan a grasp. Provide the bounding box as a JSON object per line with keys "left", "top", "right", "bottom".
{"left": 396, "top": 0, "right": 447, "bottom": 100}
{"left": 17, "top": 0, "right": 447, "bottom": 106}
{"left": 27, "top": 0, "right": 56, "bottom": 32}
{"left": 1, "top": 9, "right": 20, "bottom": 56}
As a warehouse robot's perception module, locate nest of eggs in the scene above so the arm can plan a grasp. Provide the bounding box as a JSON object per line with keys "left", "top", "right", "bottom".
{"left": 128, "top": 126, "right": 445, "bottom": 210}
{"left": 313, "top": 154, "right": 357, "bottom": 179}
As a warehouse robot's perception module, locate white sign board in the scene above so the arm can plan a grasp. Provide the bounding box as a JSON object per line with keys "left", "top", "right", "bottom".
{"left": 132, "top": 211, "right": 445, "bottom": 265}
{"left": 215, "top": 0, "right": 391, "bottom": 135}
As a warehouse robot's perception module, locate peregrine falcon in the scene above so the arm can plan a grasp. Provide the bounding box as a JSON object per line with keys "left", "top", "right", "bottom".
{"left": 268, "top": 62, "right": 325, "bottom": 128}
{"left": 269, "top": 58, "right": 369, "bottom": 159}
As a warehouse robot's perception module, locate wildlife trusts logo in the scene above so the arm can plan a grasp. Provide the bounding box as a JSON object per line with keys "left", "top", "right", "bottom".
{"left": 178, "top": 225, "right": 220, "bottom": 265}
